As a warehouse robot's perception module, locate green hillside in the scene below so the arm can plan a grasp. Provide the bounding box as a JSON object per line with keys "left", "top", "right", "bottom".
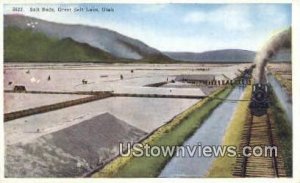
{"left": 4, "top": 26, "right": 115, "bottom": 62}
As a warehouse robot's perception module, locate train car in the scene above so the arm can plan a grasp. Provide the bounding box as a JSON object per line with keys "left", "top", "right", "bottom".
{"left": 240, "top": 66, "right": 254, "bottom": 85}
{"left": 249, "top": 83, "right": 269, "bottom": 116}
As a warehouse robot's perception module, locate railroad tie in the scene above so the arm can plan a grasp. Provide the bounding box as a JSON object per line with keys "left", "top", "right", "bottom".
{"left": 232, "top": 111, "right": 287, "bottom": 177}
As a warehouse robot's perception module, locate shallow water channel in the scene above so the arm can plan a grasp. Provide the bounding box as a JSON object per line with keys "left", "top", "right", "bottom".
{"left": 159, "top": 86, "right": 244, "bottom": 177}
{"left": 267, "top": 73, "right": 292, "bottom": 124}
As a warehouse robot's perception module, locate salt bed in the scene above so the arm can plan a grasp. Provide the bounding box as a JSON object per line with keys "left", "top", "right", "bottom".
{"left": 4, "top": 63, "right": 249, "bottom": 93}
{"left": 4, "top": 93, "right": 90, "bottom": 113}
{"left": 5, "top": 96, "right": 198, "bottom": 177}
{"left": 5, "top": 97, "right": 199, "bottom": 145}
{"left": 5, "top": 113, "right": 146, "bottom": 177}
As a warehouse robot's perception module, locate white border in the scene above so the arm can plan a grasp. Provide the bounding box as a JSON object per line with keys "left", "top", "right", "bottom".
{"left": 0, "top": 1, "right": 299, "bottom": 183}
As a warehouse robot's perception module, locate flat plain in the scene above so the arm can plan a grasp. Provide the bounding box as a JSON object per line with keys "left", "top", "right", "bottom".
{"left": 4, "top": 63, "right": 250, "bottom": 177}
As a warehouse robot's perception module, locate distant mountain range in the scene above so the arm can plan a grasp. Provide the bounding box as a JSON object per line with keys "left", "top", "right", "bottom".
{"left": 164, "top": 49, "right": 291, "bottom": 63}
{"left": 164, "top": 49, "right": 256, "bottom": 63}
{"left": 4, "top": 14, "right": 291, "bottom": 63}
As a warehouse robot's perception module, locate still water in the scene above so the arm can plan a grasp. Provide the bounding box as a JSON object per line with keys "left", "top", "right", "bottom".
{"left": 159, "top": 86, "right": 244, "bottom": 177}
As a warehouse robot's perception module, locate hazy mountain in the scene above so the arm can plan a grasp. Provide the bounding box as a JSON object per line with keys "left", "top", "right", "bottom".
{"left": 164, "top": 49, "right": 256, "bottom": 63}
{"left": 4, "top": 14, "right": 291, "bottom": 64}
{"left": 165, "top": 49, "right": 291, "bottom": 63}
{"left": 4, "top": 14, "right": 171, "bottom": 62}
{"left": 4, "top": 26, "right": 116, "bottom": 62}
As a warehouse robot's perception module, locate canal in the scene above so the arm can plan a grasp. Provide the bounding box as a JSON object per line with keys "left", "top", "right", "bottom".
{"left": 267, "top": 73, "right": 292, "bottom": 124}
{"left": 159, "top": 86, "right": 245, "bottom": 177}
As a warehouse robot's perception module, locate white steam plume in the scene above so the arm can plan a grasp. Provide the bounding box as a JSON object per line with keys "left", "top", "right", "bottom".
{"left": 254, "top": 27, "right": 291, "bottom": 83}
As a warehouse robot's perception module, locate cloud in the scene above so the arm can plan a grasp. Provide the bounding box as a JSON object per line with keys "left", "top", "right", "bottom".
{"left": 132, "top": 4, "right": 168, "bottom": 13}
{"left": 257, "top": 4, "right": 290, "bottom": 28}
{"left": 4, "top": 4, "right": 290, "bottom": 52}
{"left": 183, "top": 12, "right": 206, "bottom": 23}
{"left": 153, "top": 35, "right": 262, "bottom": 52}
{"left": 182, "top": 5, "right": 253, "bottom": 31}
{"left": 4, "top": 4, "right": 84, "bottom": 25}
{"left": 214, "top": 5, "right": 252, "bottom": 31}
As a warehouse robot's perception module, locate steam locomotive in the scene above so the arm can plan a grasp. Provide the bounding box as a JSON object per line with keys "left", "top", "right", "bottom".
{"left": 249, "top": 83, "right": 270, "bottom": 116}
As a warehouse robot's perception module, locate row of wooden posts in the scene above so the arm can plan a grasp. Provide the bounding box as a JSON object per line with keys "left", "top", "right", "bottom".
{"left": 195, "top": 80, "right": 251, "bottom": 86}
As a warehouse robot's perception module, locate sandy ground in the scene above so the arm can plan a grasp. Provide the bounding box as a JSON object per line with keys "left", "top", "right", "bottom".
{"left": 162, "top": 82, "right": 219, "bottom": 95}
{"left": 5, "top": 113, "right": 146, "bottom": 177}
{"left": 4, "top": 63, "right": 249, "bottom": 95}
{"left": 4, "top": 93, "right": 90, "bottom": 113}
{"left": 267, "top": 63, "right": 292, "bottom": 96}
{"left": 268, "top": 63, "right": 292, "bottom": 73}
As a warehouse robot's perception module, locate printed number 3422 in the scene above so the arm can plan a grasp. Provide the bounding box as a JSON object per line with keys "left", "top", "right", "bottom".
{"left": 12, "top": 7, "right": 23, "bottom": 12}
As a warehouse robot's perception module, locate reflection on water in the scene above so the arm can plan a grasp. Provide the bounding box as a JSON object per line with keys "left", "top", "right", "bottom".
{"left": 159, "top": 86, "right": 244, "bottom": 177}
{"left": 267, "top": 74, "right": 292, "bottom": 124}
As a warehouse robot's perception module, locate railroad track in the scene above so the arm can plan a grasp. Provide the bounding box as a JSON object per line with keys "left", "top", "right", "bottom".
{"left": 233, "top": 111, "right": 286, "bottom": 177}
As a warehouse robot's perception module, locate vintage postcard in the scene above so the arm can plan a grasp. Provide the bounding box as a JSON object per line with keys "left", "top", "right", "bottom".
{"left": 1, "top": 1, "right": 298, "bottom": 182}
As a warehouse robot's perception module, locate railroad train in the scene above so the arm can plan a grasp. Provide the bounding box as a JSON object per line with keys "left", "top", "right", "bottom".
{"left": 242, "top": 64, "right": 270, "bottom": 116}
{"left": 249, "top": 83, "right": 270, "bottom": 116}
{"left": 240, "top": 65, "right": 255, "bottom": 85}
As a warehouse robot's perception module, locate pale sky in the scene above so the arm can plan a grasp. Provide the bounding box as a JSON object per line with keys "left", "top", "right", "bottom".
{"left": 4, "top": 4, "right": 291, "bottom": 52}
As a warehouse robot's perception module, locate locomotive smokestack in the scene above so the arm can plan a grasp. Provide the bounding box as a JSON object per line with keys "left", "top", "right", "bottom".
{"left": 254, "top": 27, "right": 291, "bottom": 83}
